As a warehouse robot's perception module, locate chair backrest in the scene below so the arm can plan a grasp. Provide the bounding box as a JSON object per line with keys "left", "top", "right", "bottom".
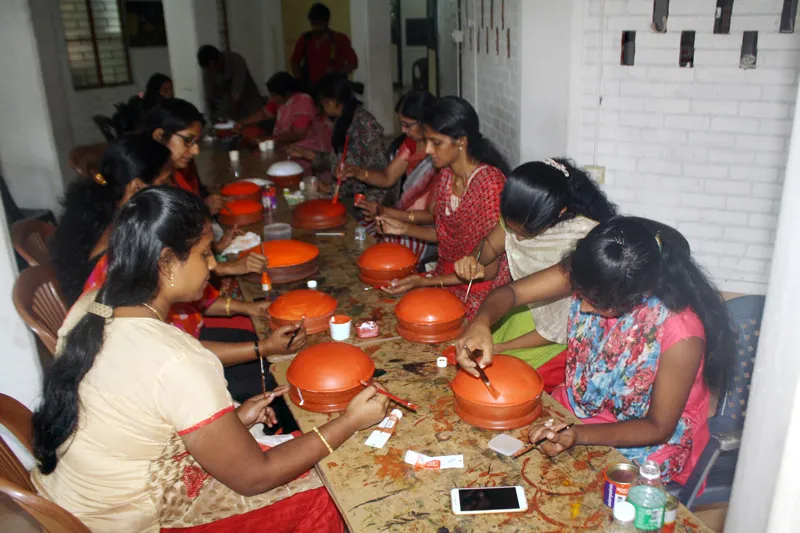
{"left": 717, "top": 295, "right": 767, "bottom": 426}
{"left": 92, "top": 115, "right": 117, "bottom": 142}
{"left": 11, "top": 220, "right": 57, "bottom": 268}
{"left": 0, "top": 477, "right": 90, "bottom": 533}
{"left": 13, "top": 266, "right": 68, "bottom": 355}
{"left": 0, "top": 393, "right": 34, "bottom": 492}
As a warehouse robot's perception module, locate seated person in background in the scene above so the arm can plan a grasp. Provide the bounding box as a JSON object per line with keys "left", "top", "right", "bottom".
{"left": 197, "top": 45, "right": 265, "bottom": 121}
{"left": 32, "top": 186, "right": 389, "bottom": 533}
{"left": 457, "top": 216, "right": 735, "bottom": 485}
{"left": 291, "top": 2, "right": 358, "bottom": 89}
{"left": 453, "top": 159, "right": 618, "bottom": 391}
{"left": 141, "top": 72, "right": 173, "bottom": 113}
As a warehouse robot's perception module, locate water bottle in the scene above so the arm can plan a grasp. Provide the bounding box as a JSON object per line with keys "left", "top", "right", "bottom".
{"left": 626, "top": 460, "right": 666, "bottom": 531}
{"left": 606, "top": 501, "right": 637, "bottom": 532}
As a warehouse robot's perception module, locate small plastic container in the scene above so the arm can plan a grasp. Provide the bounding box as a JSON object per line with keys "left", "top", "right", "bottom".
{"left": 263, "top": 223, "right": 292, "bottom": 241}
{"left": 330, "top": 315, "right": 352, "bottom": 341}
{"left": 259, "top": 139, "right": 275, "bottom": 152}
{"left": 228, "top": 150, "right": 239, "bottom": 162}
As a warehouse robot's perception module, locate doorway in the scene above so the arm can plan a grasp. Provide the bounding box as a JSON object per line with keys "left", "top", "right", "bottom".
{"left": 280, "top": 0, "right": 352, "bottom": 73}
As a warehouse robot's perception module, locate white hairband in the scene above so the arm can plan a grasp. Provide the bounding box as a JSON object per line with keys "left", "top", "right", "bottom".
{"left": 543, "top": 159, "right": 570, "bottom": 178}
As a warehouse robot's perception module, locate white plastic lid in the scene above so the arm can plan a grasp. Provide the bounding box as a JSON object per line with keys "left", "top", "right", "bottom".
{"left": 307, "top": 280, "right": 318, "bottom": 289}
{"left": 640, "top": 460, "right": 662, "bottom": 480}
{"left": 267, "top": 160, "right": 303, "bottom": 176}
{"left": 436, "top": 356, "right": 447, "bottom": 368}
{"left": 613, "top": 501, "right": 636, "bottom": 523}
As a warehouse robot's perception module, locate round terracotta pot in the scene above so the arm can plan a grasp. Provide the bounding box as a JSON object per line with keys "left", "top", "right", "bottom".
{"left": 395, "top": 288, "right": 466, "bottom": 344}
{"left": 357, "top": 242, "right": 418, "bottom": 286}
{"left": 219, "top": 200, "right": 263, "bottom": 226}
{"left": 287, "top": 341, "right": 375, "bottom": 413}
{"left": 240, "top": 239, "right": 320, "bottom": 284}
{"left": 221, "top": 181, "right": 262, "bottom": 203}
{"left": 213, "top": 123, "right": 237, "bottom": 138}
{"left": 268, "top": 161, "right": 304, "bottom": 189}
{"left": 267, "top": 289, "right": 337, "bottom": 334}
{"left": 450, "top": 355, "right": 544, "bottom": 430}
{"left": 291, "top": 199, "right": 348, "bottom": 230}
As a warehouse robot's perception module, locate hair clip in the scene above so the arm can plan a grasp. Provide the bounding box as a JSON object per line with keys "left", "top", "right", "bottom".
{"left": 93, "top": 173, "right": 107, "bottom": 186}
{"left": 655, "top": 233, "right": 662, "bottom": 252}
{"left": 543, "top": 159, "right": 570, "bottom": 178}
{"left": 87, "top": 302, "right": 113, "bottom": 319}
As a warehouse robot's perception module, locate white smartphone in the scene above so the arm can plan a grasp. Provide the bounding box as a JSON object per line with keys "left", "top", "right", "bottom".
{"left": 450, "top": 486, "right": 528, "bottom": 515}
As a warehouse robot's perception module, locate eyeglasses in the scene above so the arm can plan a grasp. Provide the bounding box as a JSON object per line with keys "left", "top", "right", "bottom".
{"left": 174, "top": 133, "right": 200, "bottom": 148}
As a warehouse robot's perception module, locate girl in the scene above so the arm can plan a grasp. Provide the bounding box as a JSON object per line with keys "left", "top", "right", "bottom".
{"left": 32, "top": 186, "right": 389, "bottom": 532}
{"left": 453, "top": 159, "right": 617, "bottom": 390}
{"left": 142, "top": 72, "right": 173, "bottom": 112}
{"left": 378, "top": 96, "right": 511, "bottom": 319}
{"left": 457, "top": 216, "right": 734, "bottom": 484}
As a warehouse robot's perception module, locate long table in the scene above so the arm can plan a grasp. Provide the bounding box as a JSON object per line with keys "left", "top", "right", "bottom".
{"left": 198, "top": 146, "right": 712, "bottom": 532}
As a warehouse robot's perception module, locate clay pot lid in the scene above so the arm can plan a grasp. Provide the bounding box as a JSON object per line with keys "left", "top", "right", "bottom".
{"left": 357, "top": 242, "right": 417, "bottom": 271}
{"left": 214, "top": 121, "right": 235, "bottom": 131}
{"left": 221, "top": 200, "right": 261, "bottom": 216}
{"left": 268, "top": 289, "right": 336, "bottom": 321}
{"left": 451, "top": 355, "right": 544, "bottom": 406}
{"left": 261, "top": 239, "right": 319, "bottom": 266}
{"left": 396, "top": 288, "right": 465, "bottom": 324}
{"left": 268, "top": 161, "right": 304, "bottom": 176}
{"left": 221, "top": 181, "right": 261, "bottom": 196}
{"left": 294, "top": 198, "right": 347, "bottom": 218}
{"left": 287, "top": 341, "right": 375, "bottom": 392}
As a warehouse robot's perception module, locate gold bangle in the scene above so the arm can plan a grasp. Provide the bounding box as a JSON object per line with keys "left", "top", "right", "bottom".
{"left": 312, "top": 426, "right": 334, "bottom": 455}
{"left": 226, "top": 297, "right": 232, "bottom": 317}
{"left": 408, "top": 211, "right": 415, "bottom": 224}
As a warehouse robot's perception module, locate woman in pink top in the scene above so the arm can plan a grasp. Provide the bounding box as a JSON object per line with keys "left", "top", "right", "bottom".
{"left": 456, "top": 216, "right": 735, "bottom": 485}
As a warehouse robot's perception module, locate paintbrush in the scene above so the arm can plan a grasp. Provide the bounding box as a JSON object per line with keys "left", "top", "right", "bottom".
{"left": 359, "top": 380, "right": 419, "bottom": 411}
{"left": 332, "top": 135, "right": 350, "bottom": 205}
{"left": 512, "top": 423, "right": 576, "bottom": 458}
{"left": 463, "top": 239, "right": 485, "bottom": 304}
{"left": 259, "top": 353, "right": 267, "bottom": 397}
{"left": 287, "top": 317, "right": 305, "bottom": 349}
{"left": 467, "top": 348, "right": 501, "bottom": 399}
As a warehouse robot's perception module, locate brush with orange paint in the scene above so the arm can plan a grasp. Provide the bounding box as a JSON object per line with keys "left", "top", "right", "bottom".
{"left": 360, "top": 380, "right": 418, "bottom": 411}
{"left": 332, "top": 135, "right": 350, "bottom": 204}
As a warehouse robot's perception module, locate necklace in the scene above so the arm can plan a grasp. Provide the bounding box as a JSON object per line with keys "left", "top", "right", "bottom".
{"left": 142, "top": 303, "right": 164, "bottom": 322}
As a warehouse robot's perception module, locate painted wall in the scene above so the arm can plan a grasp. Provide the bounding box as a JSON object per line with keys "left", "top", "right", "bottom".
{"left": 226, "top": 0, "right": 286, "bottom": 87}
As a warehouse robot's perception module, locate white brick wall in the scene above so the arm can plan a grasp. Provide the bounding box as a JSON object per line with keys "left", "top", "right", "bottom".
{"left": 572, "top": 0, "right": 800, "bottom": 293}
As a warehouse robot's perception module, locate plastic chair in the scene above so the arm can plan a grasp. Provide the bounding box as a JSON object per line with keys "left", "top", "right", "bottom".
{"left": 92, "top": 115, "right": 118, "bottom": 142}
{"left": 11, "top": 220, "right": 57, "bottom": 268}
{"left": 0, "top": 477, "right": 90, "bottom": 533}
{"left": 0, "top": 393, "right": 34, "bottom": 493}
{"left": 12, "top": 266, "right": 68, "bottom": 356}
{"left": 672, "top": 295, "right": 766, "bottom": 509}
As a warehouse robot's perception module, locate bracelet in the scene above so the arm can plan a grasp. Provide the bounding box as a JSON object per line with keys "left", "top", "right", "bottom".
{"left": 408, "top": 211, "right": 415, "bottom": 224}
{"left": 226, "top": 297, "right": 232, "bottom": 317}
{"left": 253, "top": 340, "right": 260, "bottom": 358}
{"left": 363, "top": 169, "right": 369, "bottom": 182}
{"left": 312, "top": 426, "right": 334, "bottom": 455}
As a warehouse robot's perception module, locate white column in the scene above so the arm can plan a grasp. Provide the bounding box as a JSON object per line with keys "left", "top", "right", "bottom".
{"left": 227, "top": 0, "right": 286, "bottom": 88}
{"left": 726, "top": 81, "right": 800, "bottom": 531}
{"left": 350, "top": 0, "right": 394, "bottom": 132}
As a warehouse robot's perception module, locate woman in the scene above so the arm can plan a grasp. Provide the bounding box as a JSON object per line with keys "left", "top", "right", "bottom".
{"left": 142, "top": 72, "right": 174, "bottom": 112}
{"left": 239, "top": 71, "right": 331, "bottom": 156}
{"left": 32, "top": 187, "right": 389, "bottom": 532}
{"left": 341, "top": 91, "right": 439, "bottom": 259}
{"left": 453, "top": 159, "right": 617, "bottom": 391}
{"left": 457, "top": 216, "right": 735, "bottom": 485}
{"left": 378, "top": 96, "right": 511, "bottom": 319}
{"left": 51, "top": 135, "right": 174, "bottom": 306}
{"left": 287, "top": 74, "right": 389, "bottom": 217}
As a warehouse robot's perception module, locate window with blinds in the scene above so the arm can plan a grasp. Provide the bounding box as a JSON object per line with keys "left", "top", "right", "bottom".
{"left": 60, "top": 0, "right": 132, "bottom": 89}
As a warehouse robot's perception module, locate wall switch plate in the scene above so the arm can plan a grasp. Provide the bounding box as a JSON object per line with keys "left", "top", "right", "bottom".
{"left": 585, "top": 165, "right": 606, "bottom": 184}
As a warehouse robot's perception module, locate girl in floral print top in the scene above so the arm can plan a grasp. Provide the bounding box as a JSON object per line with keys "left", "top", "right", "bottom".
{"left": 457, "top": 216, "right": 735, "bottom": 484}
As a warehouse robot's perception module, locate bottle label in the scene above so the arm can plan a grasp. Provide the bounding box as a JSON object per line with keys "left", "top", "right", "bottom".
{"left": 633, "top": 506, "right": 664, "bottom": 530}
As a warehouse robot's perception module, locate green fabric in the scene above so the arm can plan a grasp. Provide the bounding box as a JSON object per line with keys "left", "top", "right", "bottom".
{"left": 491, "top": 306, "right": 566, "bottom": 369}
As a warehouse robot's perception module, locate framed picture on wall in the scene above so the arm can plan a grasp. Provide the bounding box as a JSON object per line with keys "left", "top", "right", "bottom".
{"left": 125, "top": 1, "right": 168, "bottom": 48}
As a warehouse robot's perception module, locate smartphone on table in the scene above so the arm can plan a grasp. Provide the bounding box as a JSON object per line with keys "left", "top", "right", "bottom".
{"left": 450, "top": 486, "right": 528, "bottom": 515}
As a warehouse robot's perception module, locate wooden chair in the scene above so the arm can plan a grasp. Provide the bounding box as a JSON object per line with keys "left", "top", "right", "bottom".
{"left": 12, "top": 266, "right": 67, "bottom": 355}
{"left": 0, "top": 477, "right": 90, "bottom": 533}
{"left": 11, "top": 220, "right": 57, "bottom": 268}
{"left": 0, "top": 393, "right": 34, "bottom": 493}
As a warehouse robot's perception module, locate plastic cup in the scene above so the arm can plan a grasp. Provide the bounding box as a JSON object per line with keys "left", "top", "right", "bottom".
{"left": 330, "top": 315, "right": 352, "bottom": 341}
{"left": 228, "top": 150, "right": 240, "bottom": 162}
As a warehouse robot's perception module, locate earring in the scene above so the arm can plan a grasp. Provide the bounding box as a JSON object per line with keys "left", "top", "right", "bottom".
{"left": 169, "top": 273, "right": 175, "bottom": 288}
{"left": 459, "top": 146, "right": 463, "bottom": 151}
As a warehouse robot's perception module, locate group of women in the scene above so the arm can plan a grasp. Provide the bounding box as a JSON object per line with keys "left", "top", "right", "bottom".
{"left": 30, "top": 69, "right": 736, "bottom": 532}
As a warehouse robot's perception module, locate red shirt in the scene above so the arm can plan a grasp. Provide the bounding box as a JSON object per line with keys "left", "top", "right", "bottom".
{"left": 291, "top": 31, "right": 358, "bottom": 86}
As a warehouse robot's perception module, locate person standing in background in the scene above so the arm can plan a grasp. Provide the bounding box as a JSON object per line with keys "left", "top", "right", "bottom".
{"left": 197, "top": 45, "right": 265, "bottom": 121}
{"left": 291, "top": 3, "right": 358, "bottom": 90}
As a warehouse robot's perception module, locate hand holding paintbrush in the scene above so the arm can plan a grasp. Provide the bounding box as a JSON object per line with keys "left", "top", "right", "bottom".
{"left": 332, "top": 135, "right": 350, "bottom": 204}
{"left": 517, "top": 420, "right": 577, "bottom": 458}
{"left": 359, "top": 380, "right": 419, "bottom": 411}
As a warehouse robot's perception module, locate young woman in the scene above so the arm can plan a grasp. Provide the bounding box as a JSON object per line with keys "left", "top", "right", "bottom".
{"left": 51, "top": 135, "right": 174, "bottom": 306}
{"left": 378, "top": 96, "right": 511, "bottom": 319}
{"left": 287, "top": 73, "right": 389, "bottom": 217}
{"left": 453, "top": 159, "right": 617, "bottom": 390}
{"left": 142, "top": 72, "right": 174, "bottom": 112}
{"left": 457, "top": 216, "right": 734, "bottom": 484}
{"left": 341, "top": 91, "right": 439, "bottom": 259}
{"left": 32, "top": 187, "right": 389, "bottom": 533}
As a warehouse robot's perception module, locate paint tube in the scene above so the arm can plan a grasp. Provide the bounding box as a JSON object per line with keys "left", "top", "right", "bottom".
{"left": 364, "top": 409, "right": 403, "bottom": 449}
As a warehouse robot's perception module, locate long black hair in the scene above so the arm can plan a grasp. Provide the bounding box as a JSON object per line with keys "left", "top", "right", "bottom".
{"left": 395, "top": 90, "right": 437, "bottom": 121}
{"left": 316, "top": 73, "right": 361, "bottom": 153}
{"left": 144, "top": 98, "right": 206, "bottom": 141}
{"left": 142, "top": 73, "right": 172, "bottom": 112}
{"left": 421, "top": 96, "right": 510, "bottom": 175}
{"left": 34, "top": 187, "right": 211, "bottom": 475}
{"left": 567, "top": 216, "right": 735, "bottom": 393}
{"left": 266, "top": 71, "right": 302, "bottom": 98}
{"left": 51, "top": 135, "right": 172, "bottom": 306}
{"left": 501, "top": 159, "right": 618, "bottom": 236}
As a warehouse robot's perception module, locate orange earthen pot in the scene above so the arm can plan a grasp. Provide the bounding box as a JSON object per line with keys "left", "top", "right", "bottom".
{"left": 451, "top": 354, "right": 544, "bottom": 430}
{"left": 291, "top": 199, "right": 348, "bottom": 230}
{"left": 213, "top": 122, "right": 237, "bottom": 138}
{"left": 240, "top": 239, "right": 319, "bottom": 284}
{"left": 395, "top": 287, "right": 466, "bottom": 344}
{"left": 267, "top": 289, "right": 337, "bottom": 334}
{"left": 357, "top": 242, "right": 418, "bottom": 287}
{"left": 218, "top": 200, "right": 263, "bottom": 226}
{"left": 221, "top": 181, "right": 262, "bottom": 203}
{"left": 287, "top": 341, "right": 375, "bottom": 413}
{"left": 267, "top": 161, "right": 304, "bottom": 189}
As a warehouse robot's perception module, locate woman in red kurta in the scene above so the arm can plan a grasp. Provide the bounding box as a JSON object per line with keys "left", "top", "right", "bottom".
{"left": 378, "top": 97, "right": 512, "bottom": 319}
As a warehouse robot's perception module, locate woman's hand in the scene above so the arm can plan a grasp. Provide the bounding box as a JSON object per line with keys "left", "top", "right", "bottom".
{"left": 235, "top": 386, "right": 289, "bottom": 429}
{"left": 376, "top": 216, "right": 408, "bottom": 236}
{"left": 205, "top": 194, "right": 225, "bottom": 216}
{"left": 216, "top": 225, "right": 243, "bottom": 252}
{"left": 343, "top": 385, "right": 390, "bottom": 431}
{"left": 260, "top": 323, "right": 306, "bottom": 355}
{"left": 454, "top": 320, "right": 495, "bottom": 378}
{"left": 455, "top": 255, "right": 485, "bottom": 282}
{"left": 527, "top": 421, "right": 578, "bottom": 457}
{"left": 225, "top": 253, "right": 267, "bottom": 276}
{"left": 355, "top": 196, "right": 379, "bottom": 218}
{"left": 246, "top": 299, "right": 271, "bottom": 320}
{"left": 380, "top": 275, "right": 421, "bottom": 296}
{"left": 287, "top": 146, "right": 315, "bottom": 161}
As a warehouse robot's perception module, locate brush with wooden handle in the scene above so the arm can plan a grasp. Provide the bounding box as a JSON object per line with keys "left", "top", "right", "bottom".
{"left": 467, "top": 348, "right": 500, "bottom": 400}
